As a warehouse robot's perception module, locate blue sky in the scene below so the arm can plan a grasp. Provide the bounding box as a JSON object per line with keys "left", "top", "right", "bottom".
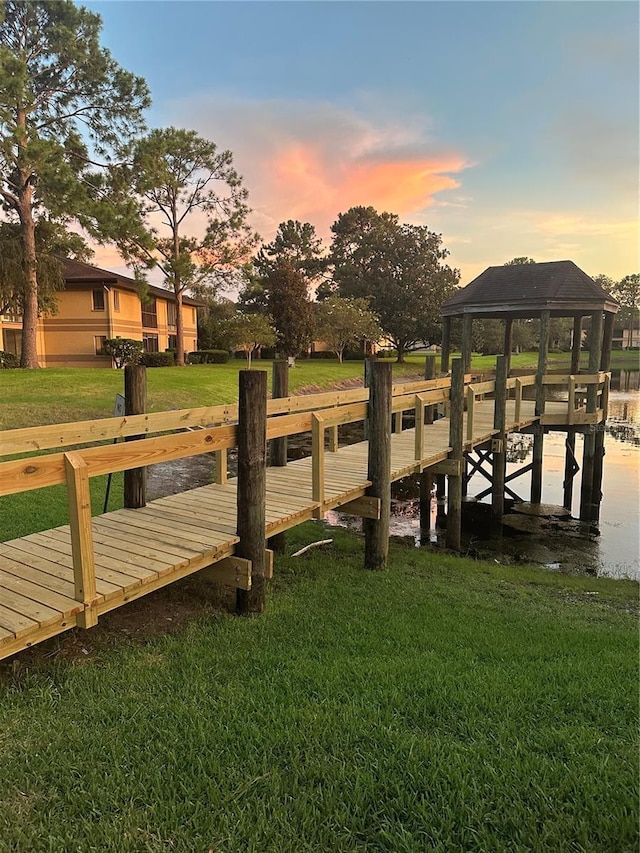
{"left": 89, "top": 1, "right": 638, "bottom": 284}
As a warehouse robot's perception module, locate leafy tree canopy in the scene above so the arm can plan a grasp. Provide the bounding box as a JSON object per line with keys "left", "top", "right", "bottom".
{"left": 255, "top": 220, "right": 327, "bottom": 281}
{"left": 330, "top": 206, "right": 459, "bottom": 362}
{"left": 103, "top": 126, "right": 259, "bottom": 364}
{"left": 0, "top": 0, "right": 150, "bottom": 366}
{"left": 315, "top": 296, "right": 381, "bottom": 363}
{"left": 504, "top": 257, "right": 536, "bottom": 265}
{"left": 0, "top": 219, "right": 90, "bottom": 316}
{"left": 232, "top": 312, "right": 276, "bottom": 368}
{"left": 262, "top": 260, "right": 315, "bottom": 357}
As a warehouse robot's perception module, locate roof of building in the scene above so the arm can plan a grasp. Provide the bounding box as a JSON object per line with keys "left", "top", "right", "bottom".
{"left": 441, "top": 260, "right": 618, "bottom": 319}
{"left": 61, "top": 258, "right": 204, "bottom": 307}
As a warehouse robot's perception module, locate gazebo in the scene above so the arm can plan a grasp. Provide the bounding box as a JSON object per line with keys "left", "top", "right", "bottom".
{"left": 439, "top": 260, "right": 619, "bottom": 523}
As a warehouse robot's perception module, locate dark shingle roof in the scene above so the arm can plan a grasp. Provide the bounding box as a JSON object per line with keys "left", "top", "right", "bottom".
{"left": 442, "top": 260, "right": 618, "bottom": 318}
{"left": 60, "top": 258, "right": 203, "bottom": 306}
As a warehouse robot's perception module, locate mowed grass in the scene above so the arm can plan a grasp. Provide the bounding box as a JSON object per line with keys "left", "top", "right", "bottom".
{"left": 0, "top": 523, "right": 637, "bottom": 852}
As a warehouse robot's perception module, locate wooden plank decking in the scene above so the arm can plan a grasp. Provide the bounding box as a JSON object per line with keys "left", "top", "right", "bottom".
{"left": 0, "top": 395, "right": 586, "bottom": 660}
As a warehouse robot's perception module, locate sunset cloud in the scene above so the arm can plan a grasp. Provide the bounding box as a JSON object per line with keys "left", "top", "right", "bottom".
{"left": 169, "top": 95, "right": 471, "bottom": 239}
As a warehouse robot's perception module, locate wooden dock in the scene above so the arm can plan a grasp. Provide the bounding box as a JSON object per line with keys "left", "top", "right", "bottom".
{"left": 0, "top": 368, "right": 609, "bottom": 660}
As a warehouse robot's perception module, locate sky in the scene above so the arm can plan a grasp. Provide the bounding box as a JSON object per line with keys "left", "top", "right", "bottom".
{"left": 87, "top": 0, "right": 638, "bottom": 286}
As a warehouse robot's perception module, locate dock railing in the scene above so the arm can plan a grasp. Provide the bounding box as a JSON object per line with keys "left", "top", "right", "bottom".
{"left": 0, "top": 369, "right": 610, "bottom": 623}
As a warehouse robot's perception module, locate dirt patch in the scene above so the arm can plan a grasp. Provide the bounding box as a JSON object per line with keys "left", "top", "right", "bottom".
{"left": 1, "top": 575, "right": 235, "bottom": 681}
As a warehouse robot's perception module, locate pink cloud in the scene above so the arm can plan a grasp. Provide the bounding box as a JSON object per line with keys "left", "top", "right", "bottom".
{"left": 171, "top": 96, "right": 471, "bottom": 239}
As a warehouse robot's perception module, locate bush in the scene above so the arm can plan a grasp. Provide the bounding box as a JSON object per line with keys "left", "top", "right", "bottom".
{"left": 0, "top": 350, "right": 19, "bottom": 369}
{"left": 140, "top": 351, "right": 175, "bottom": 368}
{"left": 102, "top": 337, "right": 143, "bottom": 368}
{"left": 188, "top": 349, "right": 230, "bottom": 365}
{"left": 310, "top": 351, "right": 338, "bottom": 360}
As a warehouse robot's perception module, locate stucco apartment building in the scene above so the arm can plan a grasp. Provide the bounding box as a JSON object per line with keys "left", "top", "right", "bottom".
{"left": 1, "top": 258, "right": 200, "bottom": 367}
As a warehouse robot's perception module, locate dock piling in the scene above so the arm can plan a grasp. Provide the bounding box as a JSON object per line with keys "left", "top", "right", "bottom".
{"left": 124, "top": 364, "right": 147, "bottom": 509}
{"left": 364, "top": 361, "right": 392, "bottom": 570}
{"left": 236, "top": 369, "right": 268, "bottom": 614}
{"left": 445, "top": 358, "right": 464, "bottom": 550}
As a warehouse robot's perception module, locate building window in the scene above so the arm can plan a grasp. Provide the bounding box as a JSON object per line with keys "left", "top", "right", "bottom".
{"left": 92, "top": 289, "right": 105, "bottom": 311}
{"left": 168, "top": 334, "right": 177, "bottom": 350}
{"left": 141, "top": 298, "right": 158, "bottom": 328}
{"left": 113, "top": 290, "right": 120, "bottom": 312}
{"left": 167, "top": 300, "right": 177, "bottom": 329}
{"left": 94, "top": 335, "right": 107, "bottom": 356}
{"left": 143, "top": 333, "right": 159, "bottom": 353}
{"left": 3, "top": 329, "right": 22, "bottom": 357}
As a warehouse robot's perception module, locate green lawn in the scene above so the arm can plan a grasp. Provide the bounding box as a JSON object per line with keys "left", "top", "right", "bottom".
{"left": 0, "top": 523, "right": 637, "bottom": 852}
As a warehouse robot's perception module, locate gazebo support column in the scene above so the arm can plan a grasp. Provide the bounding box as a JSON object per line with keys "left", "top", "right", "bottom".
{"left": 419, "top": 356, "right": 436, "bottom": 534}
{"left": 492, "top": 355, "right": 508, "bottom": 519}
{"left": 531, "top": 310, "right": 550, "bottom": 503}
{"left": 445, "top": 359, "right": 464, "bottom": 550}
{"left": 441, "top": 317, "right": 451, "bottom": 375}
{"left": 503, "top": 318, "right": 513, "bottom": 376}
{"left": 461, "top": 314, "right": 472, "bottom": 375}
{"left": 591, "top": 311, "right": 614, "bottom": 524}
{"left": 563, "top": 314, "right": 583, "bottom": 511}
{"left": 579, "top": 311, "right": 603, "bottom": 523}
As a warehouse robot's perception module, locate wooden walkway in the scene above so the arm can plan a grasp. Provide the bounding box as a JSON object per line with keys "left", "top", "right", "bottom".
{"left": 0, "top": 369, "right": 607, "bottom": 661}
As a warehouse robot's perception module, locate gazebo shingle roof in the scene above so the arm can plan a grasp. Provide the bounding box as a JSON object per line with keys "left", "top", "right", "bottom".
{"left": 442, "top": 260, "right": 618, "bottom": 318}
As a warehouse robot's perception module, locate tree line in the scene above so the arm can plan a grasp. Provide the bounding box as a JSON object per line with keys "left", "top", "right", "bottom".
{"left": 1, "top": 2, "right": 636, "bottom": 368}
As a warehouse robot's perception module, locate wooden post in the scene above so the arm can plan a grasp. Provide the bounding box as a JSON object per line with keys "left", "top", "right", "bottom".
{"left": 436, "top": 474, "right": 446, "bottom": 527}
{"left": 461, "top": 314, "right": 473, "bottom": 375}
{"left": 65, "top": 452, "right": 98, "bottom": 628}
{"left": 601, "top": 312, "right": 614, "bottom": 373}
{"left": 124, "top": 364, "right": 146, "bottom": 508}
{"left": 563, "top": 433, "right": 578, "bottom": 512}
{"left": 424, "top": 354, "right": 436, "bottom": 426}
{"left": 363, "top": 356, "right": 373, "bottom": 439}
{"left": 590, "top": 312, "right": 615, "bottom": 524}
{"left": 571, "top": 314, "right": 583, "bottom": 374}
{"left": 364, "top": 361, "right": 392, "bottom": 570}
{"left": 503, "top": 318, "right": 513, "bottom": 376}
{"left": 531, "top": 310, "right": 550, "bottom": 504}
{"left": 236, "top": 370, "right": 268, "bottom": 614}
{"left": 268, "top": 360, "right": 288, "bottom": 554}
{"left": 446, "top": 358, "right": 464, "bottom": 550}
{"left": 420, "top": 355, "right": 436, "bottom": 530}
{"left": 492, "top": 355, "right": 508, "bottom": 519}
{"left": 441, "top": 317, "right": 451, "bottom": 374}
{"left": 535, "top": 310, "right": 551, "bottom": 417}
{"left": 580, "top": 311, "right": 603, "bottom": 523}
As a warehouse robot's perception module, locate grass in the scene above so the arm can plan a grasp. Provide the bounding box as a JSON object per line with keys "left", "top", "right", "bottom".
{"left": 0, "top": 523, "right": 637, "bottom": 852}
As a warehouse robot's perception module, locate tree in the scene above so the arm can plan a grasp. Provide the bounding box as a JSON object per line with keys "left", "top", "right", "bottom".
{"left": 504, "top": 257, "right": 536, "bottom": 265}
{"left": 231, "top": 312, "right": 276, "bottom": 368}
{"left": 102, "top": 337, "right": 143, "bottom": 369}
{"left": 255, "top": 220, "right": 328, "bottom": 281}
{"left": 263, "top": 261, "right": 315, "bottom": 356}
{"left": 315, "top": 296, "right": 381, "bottom": 362}
{"left": 0, "top": 0, "right": 150, "bottom": 366}
{"left": 330, "top": 206, "right": 459, "bottom": 362}
{"left": 0, "top": 219, "right": 90, "bottom": 317}
{"left": 106, "top": 127, "right": 259, "bottom": 365}
{"left": 197, "top": 296, "right": 238, "bottom": 351}
{"left": 612, "top": 274, "right": 639, "bottom": 349}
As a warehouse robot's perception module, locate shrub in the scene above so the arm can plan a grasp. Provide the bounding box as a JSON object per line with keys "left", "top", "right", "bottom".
{"left": 0, "top": 350, "right": 19, "bottom": 369}
{"left": 102, "top": 337, "right": 143, "bottom": 368}
{"left": 188, "top": 349, "right": 230, "bottom": 365}
{"left": 309, "top": 351, "right": 337, "bottom": 360}
{"left": 141, "top": 351, "right": 175, "bottom": 368}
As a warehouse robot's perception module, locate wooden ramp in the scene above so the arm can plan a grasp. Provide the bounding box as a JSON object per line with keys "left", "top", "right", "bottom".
{"left": 0, "top": 372, "right": 608, "bottom": 661}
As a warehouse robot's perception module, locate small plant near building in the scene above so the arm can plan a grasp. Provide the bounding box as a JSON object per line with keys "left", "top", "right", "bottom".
{"left": 0, "top": 350, "right": 19, "bottom": 369}
{"left": 102, "top": 337, "right": 144, "bottom": 369}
